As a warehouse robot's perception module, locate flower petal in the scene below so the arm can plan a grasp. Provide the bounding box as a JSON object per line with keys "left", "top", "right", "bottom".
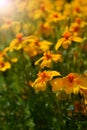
{"left": 72, "top": 37, "right": 83, "bottom": 43}
{"left": 55, "top": 38, "right": 65, "bottom": 50}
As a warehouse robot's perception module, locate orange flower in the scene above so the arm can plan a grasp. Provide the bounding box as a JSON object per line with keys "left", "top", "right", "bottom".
{"left": 55, "top": 31, "right": 83, "bottom": 50}
{"left": 0, "top": 47, "right": 8, "bottom": 61}
{"left": 0, "top": 60, "right": 11, "bottom": 71}
{"left": 9, "top": 33, "right": 24, "bottom": 51}
{"left": 35, "top": 51, "right": 62, "bottom": 68}
{"left": 9, "top": 34, "right": 37, "bottom": 51}
{"left": 50, "top": 72, "right": 87, "bottom": 97}
{"left": 70, "top": 17, "right": 87, "bottom": 36}
{"left": 32, "top": 70, "right": 61, "bottom": 92}
{"left": 47, "top": 11, "right": 65, "bottom": 23}
{"left": 24, "top": 38, "right": 53, "bottom": 57}
{"left": 50, "top": 73, "right": 79, "bottom": 94}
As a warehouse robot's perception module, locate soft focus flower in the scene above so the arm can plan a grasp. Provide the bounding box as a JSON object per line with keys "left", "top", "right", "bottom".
{"left": 35, "top": 51, "right": 62, "bottom": 68}
{"left": 9, "top": 34, "right": 40, "bottom": 52}
{"left": 47, "top": 11, "right": 65, "bottom": 23}
{"left": 9, "top": 33, "right": 24, "bottom": 51}
{"left": 24, "top": 37, "right": 53, "bottom": 57}
{"left": 0, "top": 60, "right": 11, "bottom": 71}
{"left": 55, "top": 31, "right": 83, "bottom": 50}
{"left": 50, "top": 73, "right": 87, "bottom": 95}
{"left": 70, "top": 17, "right": 87, "bottom": 36}
{"left": 0, "top": 47, "right": 8, "bottom": 60}
{"left": 37, "top": 22, "right": 54, "bottom": 37}
{"left": 32, "top": 70, "right": 61, "bottom": 92}
{"left": 0, "top": 19, "right": 21, "bottom": 34}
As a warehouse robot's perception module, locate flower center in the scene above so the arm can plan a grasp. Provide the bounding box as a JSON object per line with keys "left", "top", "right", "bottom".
{"left": 44, "top": 52, "right": 52, "bottom": 60}
{"left": 68, "top": 73, "right": 74, "bottom": 83}
{"left": 63, "top": 32, "right": 72, "bottom": 40}
{"left": 73, "top": 25, "right": 80, "bottom": 32}
{"left": 39, "top": 71, "right": 50, "bottom": 82}
{"left": 16, "top": 33, "right": 23, "bottom": 42}
{"left": 0, "top": 62, "right": 5, "bottom": 68}
{"left": 53, "top": 13, "right": 59, "bottom": 18}
{"left": 75, "top": 7, "right": 81, "bottom": 13}
{"left": 76, "top": 18, "right": 81, "bottom": 24}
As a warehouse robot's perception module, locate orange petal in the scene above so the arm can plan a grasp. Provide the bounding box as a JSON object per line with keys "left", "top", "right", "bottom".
{"left": 77, "top": 75, "right": 87, "bottom": 88}
{"left": 50, "top": 78, "right": 63, "bottom": 92}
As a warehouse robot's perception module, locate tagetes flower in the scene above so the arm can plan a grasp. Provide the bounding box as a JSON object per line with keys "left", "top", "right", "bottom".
{"left": 70, "top": 17, "right": 87, "bottom": 36}
{"left": 50, "top": 73, "right": 79, "bottom": 94}
{"left": 32, "top": 70, "right": 61, "bottom": 92}
{"left": 24, "top": 37, "right": 52, "bottom": 57}
{"left": 38, "top": 22, "right": 54, "bottom": 37}
{"left": 9, "top": 34, "right": 37, "bottom": 52}
{"left": 0, "top": 47, "right": 8, "bottom": 60}
{"left": 9, "top": 33, "right": 24, "bottom": 51}
{"left": 23, "top": 36, "right": 41, "bottom": 57}
{"left": 0, "top": 60, "right": 11, "bottom": 71}
{"left": 55, "top": 31, "right": 83, "bottom": 50}
{"left": 0, "top": 19, "right": 21, "bottom": 34}
{"left": 51, "top": 72, "right": 87, "bottom": 94}
{"left": 48, "top": 11, "right": 65, "bottom": 23}
{"left": 35, "top": 51, "right": 62, "bottom": 68}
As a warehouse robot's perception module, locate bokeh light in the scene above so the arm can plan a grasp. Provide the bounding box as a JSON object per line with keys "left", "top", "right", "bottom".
{"left": 0, "top": 0, "right": 14, "bottom": 15}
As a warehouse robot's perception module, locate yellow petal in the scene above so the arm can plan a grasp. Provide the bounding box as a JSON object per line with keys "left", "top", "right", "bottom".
{"left": 50, "top": 78, "right": 63, "bottom": 92}
{"left": 77, "top": 75, "right": 87, "bottom": 88}
{"left": 49, "top": 71, "right": 61, "bottom": 79}
{"left": 35, "top": 57, "right": 43, "bottom": 65}
{"left": 62, "top": 77, "right": 74, "bottom": 94}
{"left": 72, "top": 37, "right": 83, "bottom": 43}
{"left": 73, "top": 85, "right": 80, "bottom": 94}
{"left": 55, "top": 38, "right": 65, "bottom": 50}
{"left": 79, "top": 85, "right": 87, "bottom": 99}
{"left": 41, "top": 40, "right": 53, "bottom": 45}
{"left": 40, "top": 59, "right": 51, "bottom": 68}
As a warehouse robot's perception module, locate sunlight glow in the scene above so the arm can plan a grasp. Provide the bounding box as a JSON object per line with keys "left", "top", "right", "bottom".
{"left": 0, "top": 0, "right": 13, "bottom": 15}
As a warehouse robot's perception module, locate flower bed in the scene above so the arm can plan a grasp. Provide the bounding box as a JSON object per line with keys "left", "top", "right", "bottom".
{"left": 0, "top": 0, "right": 87, "bottom": 129}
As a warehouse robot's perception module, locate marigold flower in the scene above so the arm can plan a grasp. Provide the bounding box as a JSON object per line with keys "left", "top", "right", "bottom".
{"left": 50, "top": 73, "right": 87, "bottom": 95}
{"left": 9, "top": 34, "right": 40, "bottom": 52}
{"left": 9, "top": 33, "right": 24, "bottom": 51}
{"left": 48, "top": 11, "right": 65, "bottom": 23}
{"left": 24, "top": 38, "right": 53, "bottom": 57}
{"left": 35, "top": 51, "right": 62, "bottom": 68}
{"left": 0, "top": 60, "right": 11, "bottom": 71}
{"left": 55, "top": 31, "right": 83, "bottom": 50}
{"left": 32, "top": 70, "right": 61, "bottom": 92}
{"left": 0, "top": 20, "right": 21, "bottom": 34}
{"left": 70, "top": 17, "right": 87, "bottom": 36}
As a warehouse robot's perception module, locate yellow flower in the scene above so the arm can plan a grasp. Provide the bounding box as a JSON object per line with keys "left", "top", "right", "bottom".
{"left": 50, "top": 73, "right": 87, "bottom": 96}
{"left": 0, "top": 47, "right": 9, "bottom": 61}
{"left": 50, "top": 73, "right": 79, "bottom": 94}
{"left": 9, "top": 33, "right": 24, "bottom": 51}
{"left": 32, "top": 70, "right": 61, "bottom": 92}
{"left": 35, "top": 51, "right": 62, "bottom": 68}
{"left": 47, "top": 11, "right": 65, "bottom": 23}
{"left": 70, "top": 17, "right": 87, "bottom": 36}
{"left": 0, "top": 19, "right": 21, "bottom": 34}
{"left": 0, "top": 60, "right": 11, "bottom": 71}
{"left": 37, "top": 22, "right": 54, "bottom": 37}
{"left": 55, "top": 31, "right": 83, "bottom": 50}
{"left": 24, "top": 37, "right": 53, "bottom": 57}
{"left": 9, "top": 34, "right": 37, "bottom": 52}
{"left": 23, "top": 36, "right": 41, "bottom": 57}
